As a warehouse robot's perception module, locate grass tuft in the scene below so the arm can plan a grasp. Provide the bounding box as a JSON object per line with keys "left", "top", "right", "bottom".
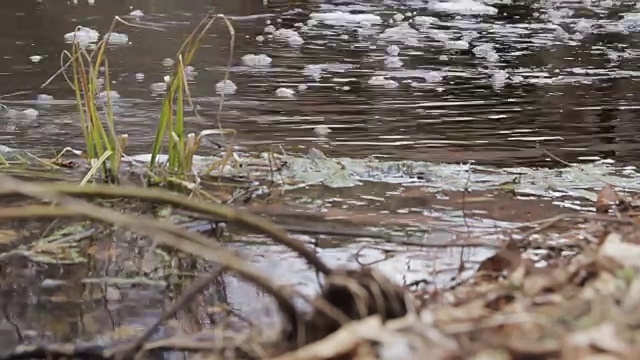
{"left": 47, "top": 13, "right": 236, "bottom": 186}
{"left": 149, "top": 14, "right": 236, "bottom": 182}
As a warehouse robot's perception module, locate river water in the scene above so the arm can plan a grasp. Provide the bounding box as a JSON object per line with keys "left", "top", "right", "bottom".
{"left": 0, "top": 0, "right": 639, "bottom": 350}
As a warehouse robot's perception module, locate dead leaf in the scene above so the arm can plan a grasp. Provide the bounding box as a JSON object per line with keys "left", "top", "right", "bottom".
{"left": 595, "top": 184, "right": 621, "bottom": 214}
{"left": 563, "top": 322, "right": 629, "bottom": 357}
{"left": 477, "top": 239, "right": 522, "bottom": 274}
{"left": 598, "top": 233, "right": 640, "bottom": 270}
{"left": 0, "top": 229, "right": 18, "bottom": 245}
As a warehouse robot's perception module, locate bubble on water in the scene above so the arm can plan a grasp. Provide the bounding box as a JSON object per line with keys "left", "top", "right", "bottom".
{"left": 309, "top": 11, "right": 383, "bottom": 27}
{"left": 150, "top": 82, "right": 167, "bottom": 94}
{"left": 129, "top": 9, "right": 143, "bottom": 18}
{"left": 511, "top": 75, "right": 524, "bottom": 83}
{"left": 574, "top": 20, "right": 592, "bottom": 34}
{"left": 216, "top": 80, "right": 237, "bottom": 95}
{"left": 135, "top": 72, "right": 145, "bottom": 82}
{"left": 439, "top": 55, "right": 449, "bottom": 61}
{"left": 303, "top": 64, "right": 324, "bottom": 79}
{"left": 386, "top": 45, "right": 400, "bottom": 56}
{"left": 430, "top": 30, "right": 450, "bottom": 42}
{"left": 392, "top": 13, "right": 404, "bottom": 22}
{"left": 472, "top": 43, "right": 499, "bottom": 62}
{"left": 264, "top": 25, "right": 276, "bottom": 33}
{"left": 298, "top": 84, "right": 308, "bottom": 91}
{"left": 445, "top": 40, "right": 469, "bottom": 50}
{"left": 427, "top": 0, "right": 498, "bottom": 16}
{"left": 64, "top": 27, "right": 99, "bottom": 46}
{"left": 273, "top": 28, "right": 304, "bottom": 47}
{"left": 384, "top": 56, "right": 404, "bottom": 68}
{"left": 21, "top": 108, "right": 39, "bottom": 119}
{"left": 36, "top": 94, "right": 54, "bottom": 103}
{"left": 314, "top": 125, "right": 332, "bottom": 137}
{"left": 413, "top": 16, "right": 438, "bottom": 27}
{"left": 184, "top": 66, "right": 197, "bottom": 80}
{"left": 306, "top": 19, "right": 318, "bottom": 27}
{"left": 266, "top": 20, "right": 271, "bottom": 25}
{"left": 423, "top": 71, "right": 443, "bottom": 83}
{"left": 275, "top": 88, "right": 296, "bottom": 98}
{"left": 98, "top": 90, "right": 120, "bottom": 101}
{"left": 368, "top": 76, "right": 399, "bottom": 88}
{"left": 242, "top": 54, "right": 272, "bottom": 67}
{"left": 545, "top": 8, "right": 573, "bottom": 23}
{"left": 340, "top": 34, "right": 349, "bottom": 40}
{"left": 277, "top": 18, "right": 283, "bottom": 23}
{"left": 105, "top": 32, "right": 129, "bottom": 45}
{"left": 163, "top": 58, "right": 175, "bottom": 67}
{"left": 379, "top": 23, "right": 420, "bottom": 45}
{"left": 29, "top": 55, "right": 43, "bottom": 63}
{"left": 287, "top": 35, "right": 304, "bottom": 47}
{"left": 462, "top": 31, "right": 480, "bottom": 42}
{"left": 87, "top": 0, "right": 95, "bottom": 5}
{"left": 256, "top": 35, "right": 265, "bottom": 42}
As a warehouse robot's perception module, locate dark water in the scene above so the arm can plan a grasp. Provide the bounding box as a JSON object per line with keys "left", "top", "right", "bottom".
{"left": 1, "top": 0, "right": 640, "bottom": 350}
{"left": 0, "top": 0, "right": 639, "bottom": 165}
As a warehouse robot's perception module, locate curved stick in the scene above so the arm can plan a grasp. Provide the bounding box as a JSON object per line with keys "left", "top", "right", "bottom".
{"left": 0, "top": 182, "right": 332, "bottom": 275}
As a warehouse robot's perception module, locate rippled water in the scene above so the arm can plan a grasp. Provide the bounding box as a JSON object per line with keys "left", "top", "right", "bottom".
{"left": 1, "top": 0, "right": 640, "bottom": 350}
{"left": 0, "top": 0, "right": 638, "bottom": 165}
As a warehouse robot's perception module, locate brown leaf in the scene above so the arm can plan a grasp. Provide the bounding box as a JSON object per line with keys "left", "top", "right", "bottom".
{"left": 477, "top": 239, "right": 522, "bottom": 274}
{"left": 596, "top": 184, "right": 621, "bottom": 214}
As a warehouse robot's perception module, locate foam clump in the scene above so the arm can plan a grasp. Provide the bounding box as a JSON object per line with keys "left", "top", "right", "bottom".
{"left": 64, "top": 27, "right": 99, "bottom": 46}
{"left": 216, "top": 80, "right": 237, "bottom": 95}
{"left": 309, "top": 11, "right": 383, "bottom": 26}
{"left": 368, "top": 76, "right": 399, "bottom": 88}
{"left": 427, "top": 0, "right": 498, "bottom": 16}
{"left": 129, "top": 9, "right": 143, "bottom": 18}
{"left": 275, "top": 88, "right": 296, "bottom": 97}
{"left": 105, "top": 32, "right": 129, "bottom": 45}
{"left": 274, "top": 28, "right": 305, "bottom": 46}
{"left": 98, "top": 90, "right": 121, "bottom": 102}
{"left": 242, "top": 54, "right": 272, "bottom": 68}
{"left": 379, "top": 23, "right": 420, "bottom": 45}
{"left": 473, "top": 43, "right": 500, "bottom": 62}
{"left": 386, "top": 45, "right": 400, "bottom": 56}
{"left": 36, "top": 94, "right": 54, "bottom": 103}
{"left": 384, "top": 57, "right": 404, "bottom": 68}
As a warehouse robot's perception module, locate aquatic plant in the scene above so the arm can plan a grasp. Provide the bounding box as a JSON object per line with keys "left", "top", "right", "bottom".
{"left": 148, "top": 13, "right": 237, "bottom": 183}
{"left": 53, "top": 13, "right": 237, "bottom": 185}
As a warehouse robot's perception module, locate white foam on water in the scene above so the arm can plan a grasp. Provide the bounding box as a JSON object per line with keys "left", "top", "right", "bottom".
{"left": 242, "top": 54, "right": 273, "bottom": 67}
{"left": 386, "top": 45, "right": 400, "bottom": 56}
{"left": 275, "top": 88, "right": 296, "bottom": 97}
{"left": 64, "top": 27, "right": 99, "bottom": 46}
{"left": 216, "top": 80, "right": 237, "bottom": 95}
{"left": 379, "top": 22, "right": 420, "bottom": 44}
{"left": 427, "top": 0, "right": 498, "bottom": 16}
{"left": 309, "top": 11, "right": 383, "bottom": 27}
{"left": 384, "top": 56, "right": 404, "bottom": 68}
{"left": 368, "top": 76, "right": 399, "bottom": 88}
{"left": 105, "top": 32, "right": 129, "bottom": 45}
